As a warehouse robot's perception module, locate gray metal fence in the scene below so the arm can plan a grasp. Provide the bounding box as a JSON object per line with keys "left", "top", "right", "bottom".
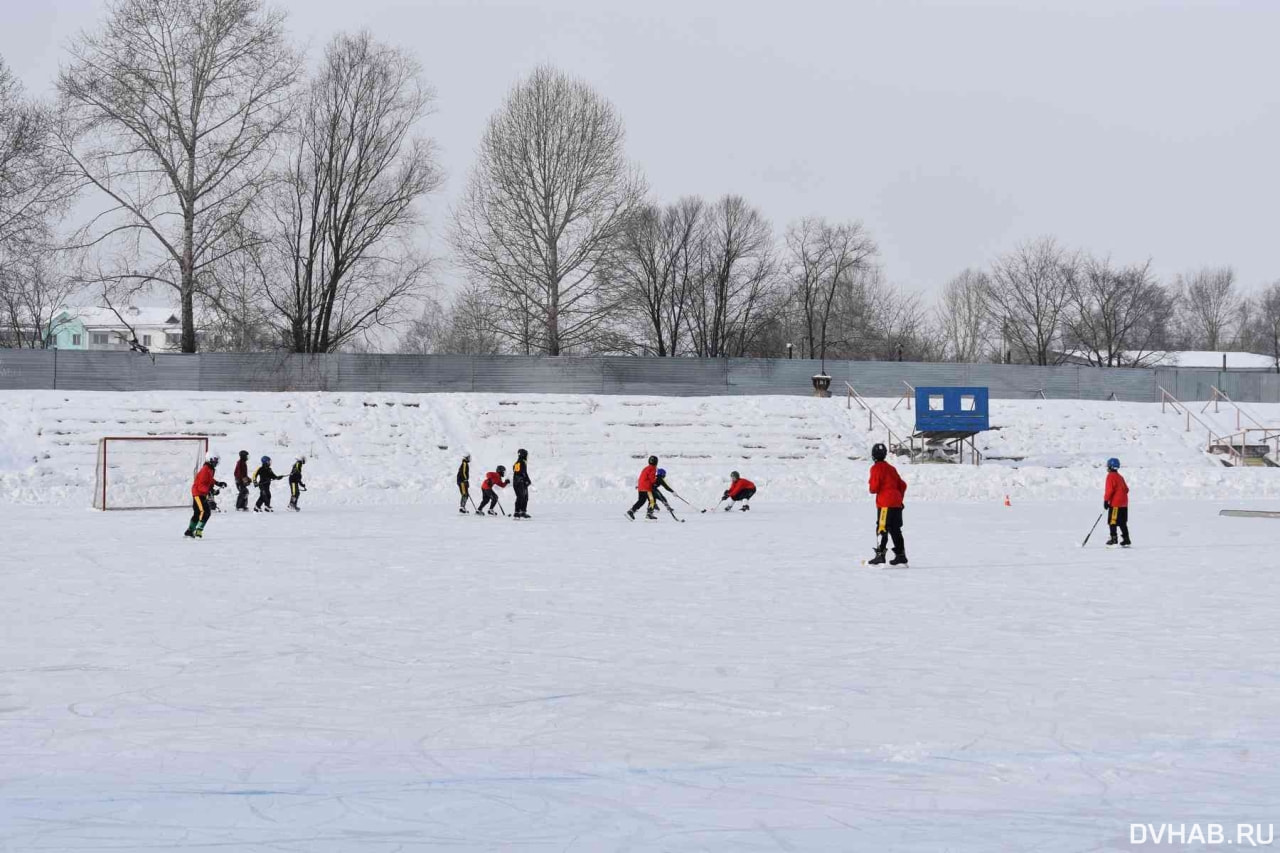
{"left": 1, "top": 350, "right": 1278, "bottom": 402}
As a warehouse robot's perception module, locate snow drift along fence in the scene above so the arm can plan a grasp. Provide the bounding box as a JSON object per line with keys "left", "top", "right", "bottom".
{"left": 0, "top": 350, "right": 1278, "bottom": 402}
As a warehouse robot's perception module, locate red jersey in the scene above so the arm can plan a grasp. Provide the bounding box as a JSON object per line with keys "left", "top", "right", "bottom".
{"left": 482, "top": 471, "right": 508, "bottom": 490}
{"left": 727, "top": 477, "right": 755, "bottom": 498}
{"left": 637, "top": 464, "right": 658, "bottom": 491}
{"left": 234, "top": 459, "right": 248, "bottom": 482}
{"left": 1104, "top": 471, "right": 1129, "bottom": 508}
{"left": 868, "top": 460, "right": 906, "bottom": 508}
{"left": 191, "top": 464, "right": 216, "bottom": 497}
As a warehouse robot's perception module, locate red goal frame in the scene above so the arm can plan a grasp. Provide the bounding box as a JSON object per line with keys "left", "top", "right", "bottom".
{"left": 94, "top": 435, "right": 209, "bottom": 510}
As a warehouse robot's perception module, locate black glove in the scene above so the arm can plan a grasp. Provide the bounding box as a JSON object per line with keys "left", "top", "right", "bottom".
{"left": 722, "top": 490, "right": 730, "bottom": 500}
{"left": 1103, "top": 502, "right": 1110, "bottom": 510}
{"left": 216, "top": 481, "right": 227, "bottom": 488}
{"left": 300, "top": 483, "right": 307, "bottom": 491}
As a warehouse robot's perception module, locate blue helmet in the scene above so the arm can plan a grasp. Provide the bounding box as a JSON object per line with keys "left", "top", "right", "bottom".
{"left": 261, "top": 455, "right": 271, "bottom": 464}
{"left": 1107, "top": 457, "right": 1120, "bottom": 470}
{"left": 657, "top": 468, "right": 666, "bottom": 478}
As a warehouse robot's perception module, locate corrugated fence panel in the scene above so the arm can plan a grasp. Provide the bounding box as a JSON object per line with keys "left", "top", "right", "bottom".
{"left": 0, "top": 350, "right": 55, "bottom": 389}
{"left": 3, "top": 350, "right": 1279, "bottom": 401}
{"left": 472, "top": 356, "right": 604, "bottom": 394}
{"left": 603, "top": 357, "right": 726, "bottom": 396}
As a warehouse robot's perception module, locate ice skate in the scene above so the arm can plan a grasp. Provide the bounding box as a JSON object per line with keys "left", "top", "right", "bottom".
{"left": 889, "top": 552, "right": 908, "bottom": 566}
{"left": 867, "top": 548, "right": 887, "bottom": 565}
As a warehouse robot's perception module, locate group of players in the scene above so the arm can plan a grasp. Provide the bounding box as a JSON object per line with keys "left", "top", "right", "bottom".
{"left": 184, "top": 452, "right": 307, "bottom": 538}
{"left": 184, "top": 440, "right": 1133, "bottom": 564}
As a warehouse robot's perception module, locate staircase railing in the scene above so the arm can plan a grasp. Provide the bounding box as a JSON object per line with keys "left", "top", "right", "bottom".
{"left": 1211, "top": 428, "right": 1280, "bottom": 465}
{"left": 1202, "top": 385, "right": 1268, "bottom": 432}
{"left": 1159, "top": 385, "right": 1223, "bottom": 446}
{"left": 847, "top": 382, "right": 914, "bottom": 460}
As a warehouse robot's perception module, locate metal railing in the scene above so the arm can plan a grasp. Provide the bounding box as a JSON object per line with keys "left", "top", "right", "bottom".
{"left": 1159, "top": 385, "right": 1224, "bottom": 445}
{"left": 847, "top": 382, "right": 914, "bottom": 460}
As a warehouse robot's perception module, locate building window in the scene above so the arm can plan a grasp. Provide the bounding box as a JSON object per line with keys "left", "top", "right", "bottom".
{"left": 72, "top": 334, "right": 82, "bottom": 346}
{"left": 165, "top": 333, "right": 181, "bottom": 346}
{"left": 928, "top": 395, "right": 945, "bottom": 411}
{"left": 92, "top": 333, "right": 110, "bottom": 345}
{"left": 142, "top": 334, "right": 152, "bottom": 347}
{"left": 960, "top": 395, "right": 976, "bottom": 412}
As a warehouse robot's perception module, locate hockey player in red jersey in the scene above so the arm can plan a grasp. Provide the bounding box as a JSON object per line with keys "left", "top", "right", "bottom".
{"left": 1104, "top": 457, "right": 1131, "bottom": 547}
{"left": 476, "top": 466, "right": 509, "bottom": 515}
{"left": 627, "top": 455, "right": 659, "bottom": 520}
{"left": 722, "top": 471, "right": 756, "bottom": 511}
{"left": 185, "top": 455, "right": 225, "bottom": 538}
{"left": 868, "top": 443, "right": 907, "bottom": 565}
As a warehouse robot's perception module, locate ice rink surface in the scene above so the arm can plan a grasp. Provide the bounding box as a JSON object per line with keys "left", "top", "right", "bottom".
{"left": 2, "top": 500, "right": 1278, "bottom": 851}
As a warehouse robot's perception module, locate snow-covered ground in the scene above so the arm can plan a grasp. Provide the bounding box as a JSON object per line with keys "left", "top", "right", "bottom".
{"left": 2, "top": 501, "right": 1278, "bottom": 851}
{"left": 3, "top": 390, "right": 1279, "bottom": 850}
{"left": 4, "top": 390, "right": 1280, "bottom": 507}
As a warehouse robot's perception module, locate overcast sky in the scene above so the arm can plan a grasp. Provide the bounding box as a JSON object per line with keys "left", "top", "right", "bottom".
{"left": 4, "top": 0, "right": 1278, "bottom": 299}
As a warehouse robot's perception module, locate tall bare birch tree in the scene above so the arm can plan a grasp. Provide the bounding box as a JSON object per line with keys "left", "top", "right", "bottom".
{"left": 785, "top": 217, "right": 877, "bottom": 362}
{"left": 261, "top": 31, "right": 441, "bottom": 353}
{"left": 985, "top": 237, "right": 1077, "bottom": 365}
{"left": 685, "top": 195, "right": 778, "bottom": 358}
{"left": 451, "top": 66, "right": 645, "bottom": 355}
{"left": 58, "top": 0, "right": 299, "bottom": 352}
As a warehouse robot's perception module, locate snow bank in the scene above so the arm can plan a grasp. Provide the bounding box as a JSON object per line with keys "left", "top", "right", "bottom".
{"left": 3, "top": 389, "right": 1280, "bottom": 507}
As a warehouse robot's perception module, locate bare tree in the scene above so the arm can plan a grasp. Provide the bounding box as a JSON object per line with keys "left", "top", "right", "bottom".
{"left": 1253, "top": 281, "right": 1280, "bottom": 372}
{"left": 1, "top": 58, "right": 75, "bottom": 262}
{"left": 935, "top": 269, "right": 992, "bottom": 362}
{"left": 57, "top": 0, "right": 299, "bottom": 352}
{"left": 260, "top": 31, "right": 441, "bottom": 353}
{"left": 985, "top": 237, "right": 1077, "bottom": 365}
{"left": 685, "top": 195, "right": 779, "bottom": 357}
{"left": 1064, "top": 256, "right": 1174, "bottom": 366}
{"left": 607, "top": 197, "right": 702, "bottom": 356}
{"left": 451, "top": 66, "right": 645, "bottom": 355}
{"left": 785, "top": 217, "right": 877, "bottom": 364}
{"left": 0, "top": 253, "right": 80, "bottom": 348}
{"left": 400, "top": 283, "right": 507, "bottom": 355}
{"left": 197, "top": 239, "right": 278, "bottom": 351}
{"left": 1174, "top": 266, "right": 1239, "bottom": 351}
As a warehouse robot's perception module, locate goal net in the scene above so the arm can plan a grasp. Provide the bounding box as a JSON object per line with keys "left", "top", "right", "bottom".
{"left": 93, "top": 436, "right": 210, "bottom": 510}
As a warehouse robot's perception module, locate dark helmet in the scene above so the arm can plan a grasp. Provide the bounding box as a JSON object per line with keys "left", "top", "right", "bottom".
{"left": 517, "top": 448, "right": 528, "bottom": 459}
{"left": 648, "top": 455, "right": 658, "bottom": 466}
{"left": 871, "top": 443, "right": 887, "bottom": 461}
{"left": 1107, "top": 457, "right": 1120, "bottom": 471}
{"left": 730, "top": 470, "right": 740, "bottom": 480}
{"left": 238, "top": 450, "right": 249, "bottom": 459}
{"left": 656, "top": 468, "right": 666, "bottom": 478}
{"left": 261, "top": 455, "right": 271, "bottom": 464}
{"left": 207, "top": 454, "right": 220, "bottom": 467}
{"left": 496, "top": 465, "right": 506, "bottom": 475}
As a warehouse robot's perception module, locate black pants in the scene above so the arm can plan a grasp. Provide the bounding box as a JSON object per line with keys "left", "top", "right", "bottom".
{"left": 189, "top": 495, "right": 212, "bottom": 530}
{"left": 478, "top": 488, "right": 500, "bottom": 512}
{"left": 630, "top": 490, "right": 656, "bottom": 514}
{"left": 458, "top": 483, "right": 469, "bottom": 510}
{"left": 1108, "top": 506, "right": 1130, "bottom": 542}
{"left": 514, "top": 482, "right": 529, "bottom": 514}
{"left": 730, "top": 487, "right": 756, "bottom": 504}
{"left": 290, "top": 481, "right": 301, "bottom": 507}
{"left": 876, "top": 506, "right": 905, "bottom": 555}
{"left": 235, "top": 480, "right": 249, "bottom": 510}
{"left": 256, "top": 484, "right": 272, "bottom": 509}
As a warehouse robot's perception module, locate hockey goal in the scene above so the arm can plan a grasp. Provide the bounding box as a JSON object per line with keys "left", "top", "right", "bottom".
{"left": 93, "top": 436, "right": 210, "bottom": 510}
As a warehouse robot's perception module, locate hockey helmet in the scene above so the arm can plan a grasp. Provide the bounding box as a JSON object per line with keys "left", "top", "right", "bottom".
{"left": 261, "top": 455, "right": 271, "bottom": 464}
{"left": 296, "top": 455, "right": 306, "bottom": 464}
{"left": 461, "top": 451, "right": 471, "bottom": 461}
{"left": 648, "top": 455, "right": 658, "bottom": 466}
{"left": 238, "top": 450, "right": 249, "bottom": 459}
{"left": 496, "top": 465, "right": 506, "bottom": 475}
{"left": 656, "top": 468, "right": 666, "bottom": 478}
{"left": 730, "top": 470, "right": 740, "bottom": 480}
{"left": 871, "top": 443, "right": 888, "bottom": 461}
{"left": 1107, "top": 457, "right": 1120, "bottom": 470}
{"left": 517, "top": 448, "right": 528, "bottom": 459}
{"left": 207, "top": 454, "right": 220, "bottom": 467}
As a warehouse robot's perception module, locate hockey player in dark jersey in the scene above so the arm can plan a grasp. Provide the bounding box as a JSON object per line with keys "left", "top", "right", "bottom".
{"left": 456, "top": 452, "right": 472, "bottom": 514}
{"left": 287, "top": 456, "right": 307, "bottom": 511}
{"left": 253, "top": 456, "right": 283, "bottom": 512}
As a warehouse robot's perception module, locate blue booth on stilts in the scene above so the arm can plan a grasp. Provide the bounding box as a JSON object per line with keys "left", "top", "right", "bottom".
{"left": 911, "top": 387, "right": 990, "bottom": 464}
